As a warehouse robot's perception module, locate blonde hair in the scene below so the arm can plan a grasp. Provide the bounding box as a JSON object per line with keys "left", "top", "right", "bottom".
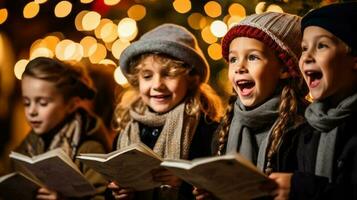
{"left": 112, "top": 53, "right": 223, "bottom": 133}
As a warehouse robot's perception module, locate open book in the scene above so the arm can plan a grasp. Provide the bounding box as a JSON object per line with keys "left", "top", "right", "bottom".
{"left": 161, "top": 153, "right": 276, "bottom": 200}
{"left": 0, "top": 172, "right": 41, "bottom": 200}
{"left": 9, "top": 148, "right": 96, "bottom": 198}
{"left": 77, "top": 142, "right": 163, "bottom": 191}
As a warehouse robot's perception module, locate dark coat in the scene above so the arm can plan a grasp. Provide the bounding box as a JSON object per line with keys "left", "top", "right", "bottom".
{"left": 16, "top": 110, "right": 111, "bottom": 200}
{"left": 107, "top": 115, "right": 218, "bottom": 200}
{"left": 291, "top": 113, "right": 357, "bottom": 200}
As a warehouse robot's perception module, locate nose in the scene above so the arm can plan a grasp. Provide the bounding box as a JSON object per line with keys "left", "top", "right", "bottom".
{"left": 235, "top": 60, "right": 248, "bottom": 74}
{"left": 301, "top": 48, "right": 315, "bottom": 65}
{"left": 28, "top": 104, "right": 38, "bottom": 117}
{"left": 152, "top": 75, "right": 165, "bottom": 90}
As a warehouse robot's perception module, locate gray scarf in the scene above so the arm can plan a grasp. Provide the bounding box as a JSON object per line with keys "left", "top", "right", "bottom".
{"left": 305, "top": 92, "right": 357, "bottom": 181}
{"left": 226, "top": 96, "right": 280, "bottom": 171}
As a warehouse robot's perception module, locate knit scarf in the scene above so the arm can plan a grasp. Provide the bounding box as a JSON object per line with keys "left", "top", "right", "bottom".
{"left": 305, "top": 92, "right": 357, "bottom": 181}
{"left": 117, "top": 101, "right": 200, "bottom": 160}
{"left": 25, "top": 112, "right": 83, "bottom": 159}
{"left": 226, "top": 96, "right": 280, "bottom": 171}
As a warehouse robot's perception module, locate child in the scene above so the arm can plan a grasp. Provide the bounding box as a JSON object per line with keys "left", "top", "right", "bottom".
{"left": 107, "top": 23, "right": 223, "bottom": 200}
{"left": 271, "top": 2, "right": 357, "bottom": 200}
{"left": 194, "top": 12, "right": 310, "bottom": 199}
{"left": 17, "top": 57, "right": 111, "bottom": 200}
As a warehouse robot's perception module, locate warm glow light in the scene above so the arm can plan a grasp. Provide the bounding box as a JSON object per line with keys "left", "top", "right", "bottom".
{"left": 267, "top": 4, "right": 284, "bottom": 13}
{"left": 101, "top": 22, "right": 118, "bottom": 43}
{"left": 255, "top": 2, "right": 266, "bottom": 14}
{"left": 114, "top": 67, "right": 128, "bottom": 85}
{"left": 199, "top": 17, "right": 208, "bottom": 29}
{"left": 229, "top": 3, "right": 246, "bottom": 17}
{"left": 80, "top": 0, "right": 94, "bottom": 3}
{"left": 75, "top": 10, "right": 89, "bottom": 31}
{"left": 30, "top": 47, "right": 54, "bottom": 59}
{"left": 94, "top": 18, "right": 112, "bottom": 39}
{"left": 207, "top": 43, "right": 222, "bottom": 60}
{"left": 104, "top": 0, "right": 121, "bottom": 6}
{"left": 112, "top": 39, "right": 130, "bottom": 59}
{"left": 43, "top": 35, "right": 60, "bottom": 52}
{"left": 210, "top": 20, "right": 227, "bottom": 38}
{"left": 23, "top": 2, "right": 40, "bottom": 19}
{"left": 173, "top": 0, "right": 191, "bottom": 14}
{"left": 89, "top": 43, "right": 107, "bottom": 63}
{"left": 82, "top": 11, "right": 101, "bottom": 31}
{"left": 227, "top": 16, "right": 243, "bottom": 28}
{"left": 216, "top": 68, "right": 232, "bottom": 94}
{"left": 188, "top": 13, "right": 203, "bottom": 30}
{"left": 128, "top": 4, "right": 146, "bottom": 21}
{"left": 54, "top": 1, "right": 72, "bottom": 18}
{"left": 0, "top": 9, "right": 8, "bottom": 25}
{"left": 201, "top": 26, "right": 217, "bottom": 44}
{"left": 117, "top": 18, "right": 138, "bottom": 41}
{"left": 35, "top": 0, "right": 47, "bottom": 3}
{"left": 99, "top": 59, "right": 117, "bottom": 66}
{"left": 204, "top": 1, "right": 222, "bottom": 18}
{"left": 14, "top": 59, "right": 29, "bottom": 80}
{"left": 80, "top": 36, "right": 97, "bottom": 57}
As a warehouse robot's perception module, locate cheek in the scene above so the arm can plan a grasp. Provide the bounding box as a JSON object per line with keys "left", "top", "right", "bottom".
{"left": 228, "top": 67, "right": 235, "bottom": 82}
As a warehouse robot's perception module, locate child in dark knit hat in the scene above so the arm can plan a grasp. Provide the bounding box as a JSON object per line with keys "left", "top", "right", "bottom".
{"left": 194, "top": 12, "right": 311, "bottom": 200}
{"left": 107, "top": 23, "right": 223, "bottom": 200}
{"left": 272, "top": 2, "right": 357, "bottom": 200}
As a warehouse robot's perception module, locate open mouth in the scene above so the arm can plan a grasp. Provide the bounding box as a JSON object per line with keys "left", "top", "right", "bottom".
{"left": 151, "top": 94, "right": 171, "bottom": 102}
{"left": 305, "top": 70, "right": 322, "bottom": 88}
{"left": 236, "top": 80, "right": 255, "bottom": 96}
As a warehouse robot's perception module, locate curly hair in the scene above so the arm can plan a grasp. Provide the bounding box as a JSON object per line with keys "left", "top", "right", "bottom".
{"left": 112, "top": 53, "right": 223, "bottom": 133}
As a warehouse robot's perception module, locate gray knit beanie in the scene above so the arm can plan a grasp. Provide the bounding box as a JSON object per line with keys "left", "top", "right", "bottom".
{"left": 119, "top": 23, "right": 210, "bottom": 83}
{"left": 222, "top": 12, "right": 302, "bottom": 77}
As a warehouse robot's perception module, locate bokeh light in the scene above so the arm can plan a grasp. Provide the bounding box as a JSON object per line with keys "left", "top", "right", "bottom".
{"left": 14, "top": 59, "right": 29, "bottom": 80}
{"left": 82, "top": 11, "right": 101, "bottom": 31}
{"left": 117, "top": 18, "right": 138, "bottom": 41}
{"left": 54, "top": 1, "right": 72, "bottom": 18}
{"left": 228, "top": 3, "right": 246, "bottom": 17}
{"left": 128, "top": 4, "right": 146, "bottom": 21}
{"left": 210, "top": 20, "right": 227, "bottom": 38}
{"left": 201, "top": 26, "right": 217, "bottom": 44}
{"left": 207, "top": 43, "right": 222, "bottom": 60}
{"left": 204, "top": 1, "right": 222, "bottom": 18}
{"left": 188, "top": 13, "right": 203, "bottom": 30}
{"left": 114, "top": 66, "right": 128, "bottom": 85}
{"left": 0, "top": 9, "right": 8, "bottom": 25}
{"left": 112, "top": 39, "right": 130, "bottom": 59}
{"left": 267, "top": 4, "right": 284, "bottom": 13}
{"left": 23, "top": 2, "right": 40, "bottom": 19}
{"left": 173, "top": 0, "right": 192, "bottom": 14}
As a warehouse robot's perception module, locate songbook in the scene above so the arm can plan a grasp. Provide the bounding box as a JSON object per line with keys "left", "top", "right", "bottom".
{"left": 160, "top": 153, "right": 276, "bottom": 200}
{"left": 0, "top": 172, "right": 41, "bottom": 200}
{"left": 9, "top": 148, "right": 96, "bottom": 198}
{"left": 77, "top": 142, "right": 163, "bottom": 191}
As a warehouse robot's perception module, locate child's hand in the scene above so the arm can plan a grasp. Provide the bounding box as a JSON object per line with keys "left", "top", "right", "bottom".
{"left": 36, "top": 187, "right": 59, "bottom": 200}
{"left": 107, "top": 181, "right": 135, "bottom": 200}
{"left": 152, "top": 168, "right": 182, "bottom": 189}
{"left": 192, "top": 187, "right": 214, "bottom": 200}
{"left": 268, "top": 173, "right": 293, "bottom": 200}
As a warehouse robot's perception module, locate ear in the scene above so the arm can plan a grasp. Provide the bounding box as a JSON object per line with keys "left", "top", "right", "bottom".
{"left": 66, "top": 97, "right": 81, "bottom": 114}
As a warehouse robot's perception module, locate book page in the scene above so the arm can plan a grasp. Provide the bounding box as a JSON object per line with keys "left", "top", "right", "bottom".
{"left": 10, "top": 150, "right": 96, "bottom": 198}
{"left": 0, "top": 172, "right": 40, "bottom": 200}
{"left": 162, "top": 154, "right": 273, "bottom": 200}
{"left": 77, "top": 143, "right": 163, "bottom": 191}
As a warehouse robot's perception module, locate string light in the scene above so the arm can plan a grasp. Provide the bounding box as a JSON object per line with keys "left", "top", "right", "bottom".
{"left": 0, "top": 9, "right": 8, "bottom": 25}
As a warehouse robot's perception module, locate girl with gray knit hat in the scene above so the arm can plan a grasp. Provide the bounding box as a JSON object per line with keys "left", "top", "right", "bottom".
{"left": 107, "top": 23, "right": 223, "bottom": 200}
{"left": 194, "top": 12, "right": 311, "bottom": 200}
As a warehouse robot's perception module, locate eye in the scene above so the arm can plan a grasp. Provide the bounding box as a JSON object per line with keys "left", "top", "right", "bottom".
{"left": 248, "top": 54, "right": 259, "bottom": 61}
{"left": 229, "top": 56, "right": 237, "bottom": 64}
{"left": 317, "top": 42, "right": 328, "bottom": 49}
{"left": 301, "top": 45, "right": 308, "bottom": 52}
{"left": 39, "top": 99, "right": 49, "bottom": 106}
{"left": 140, "top": 71, "right": 153, "bottom": 80}
{"left": 23, "top": 99, "right": 30, "bottom": 107}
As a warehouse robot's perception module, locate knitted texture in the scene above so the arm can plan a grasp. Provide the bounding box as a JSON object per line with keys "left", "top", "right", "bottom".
{"left": 222, "top": 12, "right": 302, "bottom": 77}
{"left": 120, "top": 23, "right": 210, "bottom": 83}
{"left": 301, "top": 2, "right": 357, "bottom": 54}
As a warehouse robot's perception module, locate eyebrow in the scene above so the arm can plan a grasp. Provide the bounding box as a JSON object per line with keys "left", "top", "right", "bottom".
{"left": 229, "top": 48, "right": 264, "bottom": 54}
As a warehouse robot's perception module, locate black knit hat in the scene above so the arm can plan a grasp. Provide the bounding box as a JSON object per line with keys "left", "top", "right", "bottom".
{"left": 301, "top": 2, "right": 357, "bottom": 54}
